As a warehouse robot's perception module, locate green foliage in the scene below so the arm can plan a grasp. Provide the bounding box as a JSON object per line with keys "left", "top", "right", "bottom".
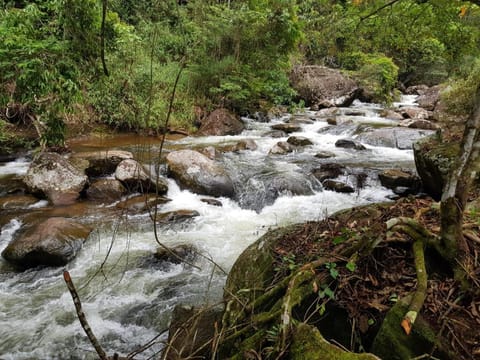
{"left": 354, "top": 54, "right": 399, "bottom": 104}
{"left": 187, "top": 0, "right": 301, "bottom": 113}
{"left": 442, "top": 58, "right": 480, "bottom": 115}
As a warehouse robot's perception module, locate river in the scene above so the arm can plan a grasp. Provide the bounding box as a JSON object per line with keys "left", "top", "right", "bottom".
{"left": 0, "top": 97, "right": 424, "bottom": 359}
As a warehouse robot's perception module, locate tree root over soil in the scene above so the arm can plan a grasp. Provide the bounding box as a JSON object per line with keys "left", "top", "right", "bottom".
{"left": 218, "top": 197, "right": 480, "bottom": 359}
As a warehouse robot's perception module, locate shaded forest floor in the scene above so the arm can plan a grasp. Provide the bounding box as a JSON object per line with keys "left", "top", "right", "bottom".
{"left": 271, "top": 193, "right": 480, "bottom": 359}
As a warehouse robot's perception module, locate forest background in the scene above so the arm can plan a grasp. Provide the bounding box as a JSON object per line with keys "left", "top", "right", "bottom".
{"left": 1, "top": 0, "right": 480, "bottom": 151}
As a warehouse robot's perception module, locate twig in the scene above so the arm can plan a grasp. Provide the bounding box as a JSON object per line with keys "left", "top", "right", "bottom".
{"left": 63, "top": 271, "right": 108, "bottom": 360}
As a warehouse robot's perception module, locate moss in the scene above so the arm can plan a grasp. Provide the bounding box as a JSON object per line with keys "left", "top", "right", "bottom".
{"left": 371, "top": 296, "right": 454, "bottom": 360}
{"left": 290, "top": 323, "right": 380, "bottom": 360}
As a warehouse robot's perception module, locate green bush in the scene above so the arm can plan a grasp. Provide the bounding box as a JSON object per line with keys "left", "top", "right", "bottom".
{"left": 354, "top": 54, "right": 399, "bottom": 104}
{"left": 442, "top": 58, "right": 480, "bottom": 116}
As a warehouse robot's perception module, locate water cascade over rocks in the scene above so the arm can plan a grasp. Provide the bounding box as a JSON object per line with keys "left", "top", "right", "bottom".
{"left": 0, "top": 96, "right": 433, "bottom": 359}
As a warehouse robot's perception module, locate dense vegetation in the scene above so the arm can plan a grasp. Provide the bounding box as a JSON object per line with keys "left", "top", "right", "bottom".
{"left": 0, "top": 0, "right": 479, "bottom": 150}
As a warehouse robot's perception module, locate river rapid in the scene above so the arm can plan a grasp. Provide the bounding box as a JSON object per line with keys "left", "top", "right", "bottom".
{"left": 0, "top": 97, "right": 422, "bottom": 359}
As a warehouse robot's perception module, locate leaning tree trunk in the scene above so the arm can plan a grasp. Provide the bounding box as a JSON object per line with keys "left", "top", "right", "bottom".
{"left": 440, "top": 84, "right": 480, "bottom": 278}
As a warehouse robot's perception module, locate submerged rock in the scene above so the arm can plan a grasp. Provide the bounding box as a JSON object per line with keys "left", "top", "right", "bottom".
{"left": 335, "top": 139, "right": 367, "bottom": 150}
{"left": 322, "top": 179, "right": 355, "bottom": 193}
{"left": 155, "top": 244, "right": 196, "bottom": 264}
{"left": 269, "top": 141, "right": 295, "bottom": 155}
{"left": 155, "top": 209, "right": 200, "bottom": 223}
{"left": 1, "top": 217, "right": 93, "bottom": 268}
{"left": 115, "top": 194, "right": 171, "bottom": 213}
{"left": 271, "top": 123, "right": 302, "bottom": 133}
{"left": 287, "top": 136, "right": 313, "bottom": 147}
{"left": 0, "top": 194, "right": 39, "bottom": 210}
{"left": 166, "top": 150, "right": 235, "bottom": 198}
{"left": 23, "top": 152, "right": 88, "bottom": 206}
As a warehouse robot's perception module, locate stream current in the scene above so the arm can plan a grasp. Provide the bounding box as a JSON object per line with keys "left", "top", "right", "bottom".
{"left": 0, "top": 97, "right": 422, "bottom": 359}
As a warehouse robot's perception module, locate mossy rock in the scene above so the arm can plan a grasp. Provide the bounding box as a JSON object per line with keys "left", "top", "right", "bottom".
{"left": 223, "top": 226, "right": 295, "bottom": 319}
{"left": 413, "top": 134, "right": 459, "bottom": 201}
{"left": 371, "top": 296, "right": 455, "bottom": 360}
{"left": 290, "top": 323, "right": 380, "bottom": 360}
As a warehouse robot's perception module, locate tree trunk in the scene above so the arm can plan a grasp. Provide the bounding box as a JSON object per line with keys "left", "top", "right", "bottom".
{"left": 101, "top": 0, "right": 109, "bottom": 76}
{"left": 440, "top": 84, "right": 480, "bottom": 276}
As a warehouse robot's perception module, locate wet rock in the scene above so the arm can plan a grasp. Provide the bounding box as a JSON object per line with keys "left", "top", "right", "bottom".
{"left": 399, "top": 119, "right": 439, "bottom": 130}
{"left": 231, "top": 139, "right": 258, "bottom": 152}
{"left": 380, "top": 109, "right": 404, "bottom": 121}
{"left": 314, "top": 151, "right": 336, "bottom": 159}
{"left": 399, "top": 107, "right": 429, "bottom": 120}
{"left": 415, "top": 85, "right": 442, "bottom": 111}
{"left": 271, "top": 123, "right": 302, "bottom": 133}
{"left": 335, "top": 139, "right": 367, "bottom": 151}
{"left": 312, "top": 163, "right": 345, "bottom": 182}
{"left": 116, "top": 194, "right": 171, "bottom": 213}
{"left": 200, "top": 198, "right": 222, "bottom": 206}
{"left": 413, "top": 135, "right": 457, "bottom": 200}
{"left": 344, "top": 110, "right": 366, "bottom": 116}
{"left": 199, "top": 146, "right": 222, "bottom": 160}
{"left": 318, "top": 122, "right": 359, "bottom": 136}
{"left": 290, "top": 65, "right": 360, "bottom": 108}
{"left": 155, "top": 209, "right": 200, "bottom": 223}
{"left": 0, "top": 194, "right": 39, "bottom": 209}
{"left": 251, "top": 111, "right": 269, "bottom": 123}
{"left": 70, "top": 150, "right": 133, "bottom": 177}
{"left": 327, "top": 117, "right": 338, "bottom": 125}
{"left": 289, "top": 116, "right": 315, "bottom": 125}
{"left": 86, "top": 179, "right": 127, "bottom": 202}
{"left": 317, "top": 99, "right": 336, "bottom": 109}
{"left": 378, "top": 169, "right": 420, "bottom": 191}
{"left": 198, "top": 108, "right": 245, "bottom": 136}
{"left": 357, "top": 127, "right": 434, "bottom": 150}
{"left": 262, "top": 130, "right": 287, "bottom": 138}
{"left": 1, "top": 217, "right": 93, "bottom": 268}
{"left": 166, "top": 150, "right": 235, "bottom": 198}
{"left": 316, "top": 107, "right": 339, "bottom": 118}
{"left": 269, "top": 141, "right": 295, "bottom": 155}
{"left": 322, "top": 179, "right": 355, "bottom": 193}
{"left": 155, "top": 244, "right": 196, "bottom": 264}
{"left": 163, "top": 304, "right": 222, "bottom": 360}
{"left": 23, "top": 152, "right": 88, "bottom": 206}
{"left": 115, "top": 159, "right": 169, "bottom": 194}
{"left": 287, "top": 136, "right": 313, "bottom": 147}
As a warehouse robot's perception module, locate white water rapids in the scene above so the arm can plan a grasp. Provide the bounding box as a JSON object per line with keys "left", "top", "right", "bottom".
{"left": 0, "top": 98, "right": 421, "bottom": 359}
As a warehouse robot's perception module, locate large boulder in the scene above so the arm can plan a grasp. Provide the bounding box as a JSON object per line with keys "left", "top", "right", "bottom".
{"left": 197, "top": 108, "right": 245, "bottom": 136}
{"left": 415, "top": 85, "right": 442, "bottom": 111}
{"left": 115, "top": 159, "right": 168, "bottom": 194}
{"left": 413, "top": 135, "right": 458, "bottom": 200}
{"left": 23, "top": 152, "right": 88, "bottom": 205}
{"left": 357, "top": 128, "right": 435, "bottom": 150}
{"left": 166, "top": 150, "right": 235, "bottom": 197}
{"left": 290, "top": 65, "right": 360, "bottom": 108}
{"left": 1, "top": 217, "right": 93, "bottom": 268}
{"left": 163, "top": 305, "right": 222, "bottom": 360}
{"left": 70, "top": 150, "right": 133, "bottom": 177}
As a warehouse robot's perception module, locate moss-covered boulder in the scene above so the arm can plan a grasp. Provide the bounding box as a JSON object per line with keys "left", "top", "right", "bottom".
{"left": 371, "top": 296, "right": 454, "bottom": 360}
{"left": 413, "top": 135, "right": 458, "bottom": 200}
{"left": 291, "top": 323, "right": 380, "bottom": 360}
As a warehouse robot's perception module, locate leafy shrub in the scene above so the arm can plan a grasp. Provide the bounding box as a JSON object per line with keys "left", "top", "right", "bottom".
{"left": 354, "top": 54, "right": 399, "bottom": 104}
{"left": 442, "top": 58, "right": 480, "bottom": 116}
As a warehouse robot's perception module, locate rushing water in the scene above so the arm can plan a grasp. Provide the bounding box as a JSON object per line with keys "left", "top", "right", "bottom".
{"left": 1, "top": 98, "right": 422, "bottom": 359}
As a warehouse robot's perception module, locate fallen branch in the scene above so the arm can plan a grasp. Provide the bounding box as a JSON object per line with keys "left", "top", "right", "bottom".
{"left": 63, "top": 271, "right": 108, "bottom": 360}
{"left": 401, "top": 240, "right": 428, "bottom": 335}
